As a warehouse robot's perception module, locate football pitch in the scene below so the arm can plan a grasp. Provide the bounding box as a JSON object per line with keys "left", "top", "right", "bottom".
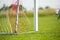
{"left": 0, "top": 16, "right": 60, "bottom": 40}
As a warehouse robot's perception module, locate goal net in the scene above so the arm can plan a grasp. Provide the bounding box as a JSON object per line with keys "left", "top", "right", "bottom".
{"left": 0, "top": 4, "right": 12, "bottom": 34}
{"left": 0, "top": 0, "right": 38, "bottom": 34}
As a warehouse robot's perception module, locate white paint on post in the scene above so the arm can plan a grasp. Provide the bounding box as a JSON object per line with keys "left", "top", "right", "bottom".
{"left": 34, "top": 0, "right": 38, "bottom": 31}
{"left": 15, "top": 0, "right": 19, "bottom": 33}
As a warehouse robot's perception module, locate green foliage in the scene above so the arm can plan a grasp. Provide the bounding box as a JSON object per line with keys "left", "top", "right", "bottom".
{"left": 0, "top": 13, "right": 7, "bottom": 18}
{"left": 39, "top": 7, "right": 43, "bottom": 10}
{"left": 45, "top": 6, "right": 50, "bottom": 9}
{"left": 25, "top": 12, "right": 34, "bottom": 17}
{"left": 38, "top": 8, "right": 56, "bottom": 17}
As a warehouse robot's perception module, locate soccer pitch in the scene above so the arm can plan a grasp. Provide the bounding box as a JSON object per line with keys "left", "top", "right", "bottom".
{"left": 0, "top": 16, "right": 60, "bottom": 40}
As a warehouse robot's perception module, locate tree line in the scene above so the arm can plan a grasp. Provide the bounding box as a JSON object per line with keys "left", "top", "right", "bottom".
{"left": 38, "top": 6, "right": 50, "bottom": 10}
{"left": 0, "top": 4, "right": 26, "bottom": 12}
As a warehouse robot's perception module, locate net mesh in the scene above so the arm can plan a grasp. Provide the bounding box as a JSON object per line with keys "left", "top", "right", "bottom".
{"left": 0, "top": 7, "right": 11, "bottom": 33}
{"left": 0, "top": 0, "right": 34, "bottom": 33}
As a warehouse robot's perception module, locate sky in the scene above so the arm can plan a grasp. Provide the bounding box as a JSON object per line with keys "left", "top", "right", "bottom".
{"left": 0, "top": 0, "right": 60, "bottom": 10}
{"left": 38, "top": 0, "right": 60, "bottom": 8}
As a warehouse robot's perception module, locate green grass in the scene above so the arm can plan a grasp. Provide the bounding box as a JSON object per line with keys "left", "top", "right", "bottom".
{"left": 0, "top": 16, "right": 34, "bottom": 33}
{"left": 0, "top": 16, "right": 10, "bottom": 32}
{"left": 0, "top": 16, "right": 60, "bottom": 40}
{"left": 38, "top": 8, "right": 56, "bottom": 16}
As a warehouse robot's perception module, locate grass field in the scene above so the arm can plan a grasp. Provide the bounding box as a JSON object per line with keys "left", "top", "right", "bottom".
{"left": 0, "top": 16, "right": 60, "bottom": 40}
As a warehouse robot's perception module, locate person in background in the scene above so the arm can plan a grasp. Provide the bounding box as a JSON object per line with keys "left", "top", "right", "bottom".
{"left": 56, "top": 8, "right": 60, "bottom": 19}
{"left": 58, "top": 9, "right": 60, "bottom": 19}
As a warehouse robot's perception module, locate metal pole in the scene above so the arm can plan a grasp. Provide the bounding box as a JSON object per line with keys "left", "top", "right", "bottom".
{"left": 34, "top": 0, "right": 38, "bottom": 31}
{"left": 15, "top": 0, "right": 19, "bottom": 33}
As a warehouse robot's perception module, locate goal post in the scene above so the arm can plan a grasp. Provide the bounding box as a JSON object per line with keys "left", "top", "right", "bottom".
{"left": 34, "top": 0, "right": 38, "bottom": 31}
{"left": 15, "top": 0, "right": 19, "bottom": 33}
{"left": 15, "top": 0, "right": 38, "bottom": 32}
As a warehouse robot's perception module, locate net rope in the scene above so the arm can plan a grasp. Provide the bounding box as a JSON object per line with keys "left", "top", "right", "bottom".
{"left": 0, "top": 0, "right": 34, "bottom": 33}
{"left": 0, "top": 5, "right": 11, "bottom": 33}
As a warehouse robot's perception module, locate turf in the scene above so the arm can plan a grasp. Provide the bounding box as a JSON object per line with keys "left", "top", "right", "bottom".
{"left": 0, "top": 16, "right": 60, "bottom": 40}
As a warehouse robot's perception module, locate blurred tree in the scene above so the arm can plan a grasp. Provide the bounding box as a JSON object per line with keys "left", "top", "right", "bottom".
{"left": 38, "top": 7, "right": 43, "bottom": 10}
{"left": 19, "top": 5, "right": 27, "bottom": 13}
{"left": 0, "top": 8, "right": 2, "bottom": 11}
{"left": 45, "top": 6, "right": 50, "bottom": 9}
{"left": 3, "top": 4, "right": 6, "bottom": 11}
{"left": 23, "top": 7, "right": 27, "bottom": 12}
{"left": 5, "top": 7, "right": 8, "bottom": 10}
{"left": 9, "top": 5, "right": 12, "bottom": 9}
{"left": 0, "top": 4, "right": 8, "bottom": 11}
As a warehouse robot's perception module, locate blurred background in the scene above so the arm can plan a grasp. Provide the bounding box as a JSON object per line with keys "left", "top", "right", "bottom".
{"left": 0, "top": 0, "right": 60, "bottom": 40}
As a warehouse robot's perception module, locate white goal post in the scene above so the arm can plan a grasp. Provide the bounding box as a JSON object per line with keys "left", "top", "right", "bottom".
{"left": 15, "top": 0, "right": 38, "bottom": 33}
{"left": 34, "top": 0, "right": 38, "bottom": 31}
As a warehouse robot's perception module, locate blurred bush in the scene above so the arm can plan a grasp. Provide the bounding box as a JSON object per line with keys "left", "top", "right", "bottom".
{"left": 38, "top": 8, "right": 56, "bottom": 17}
